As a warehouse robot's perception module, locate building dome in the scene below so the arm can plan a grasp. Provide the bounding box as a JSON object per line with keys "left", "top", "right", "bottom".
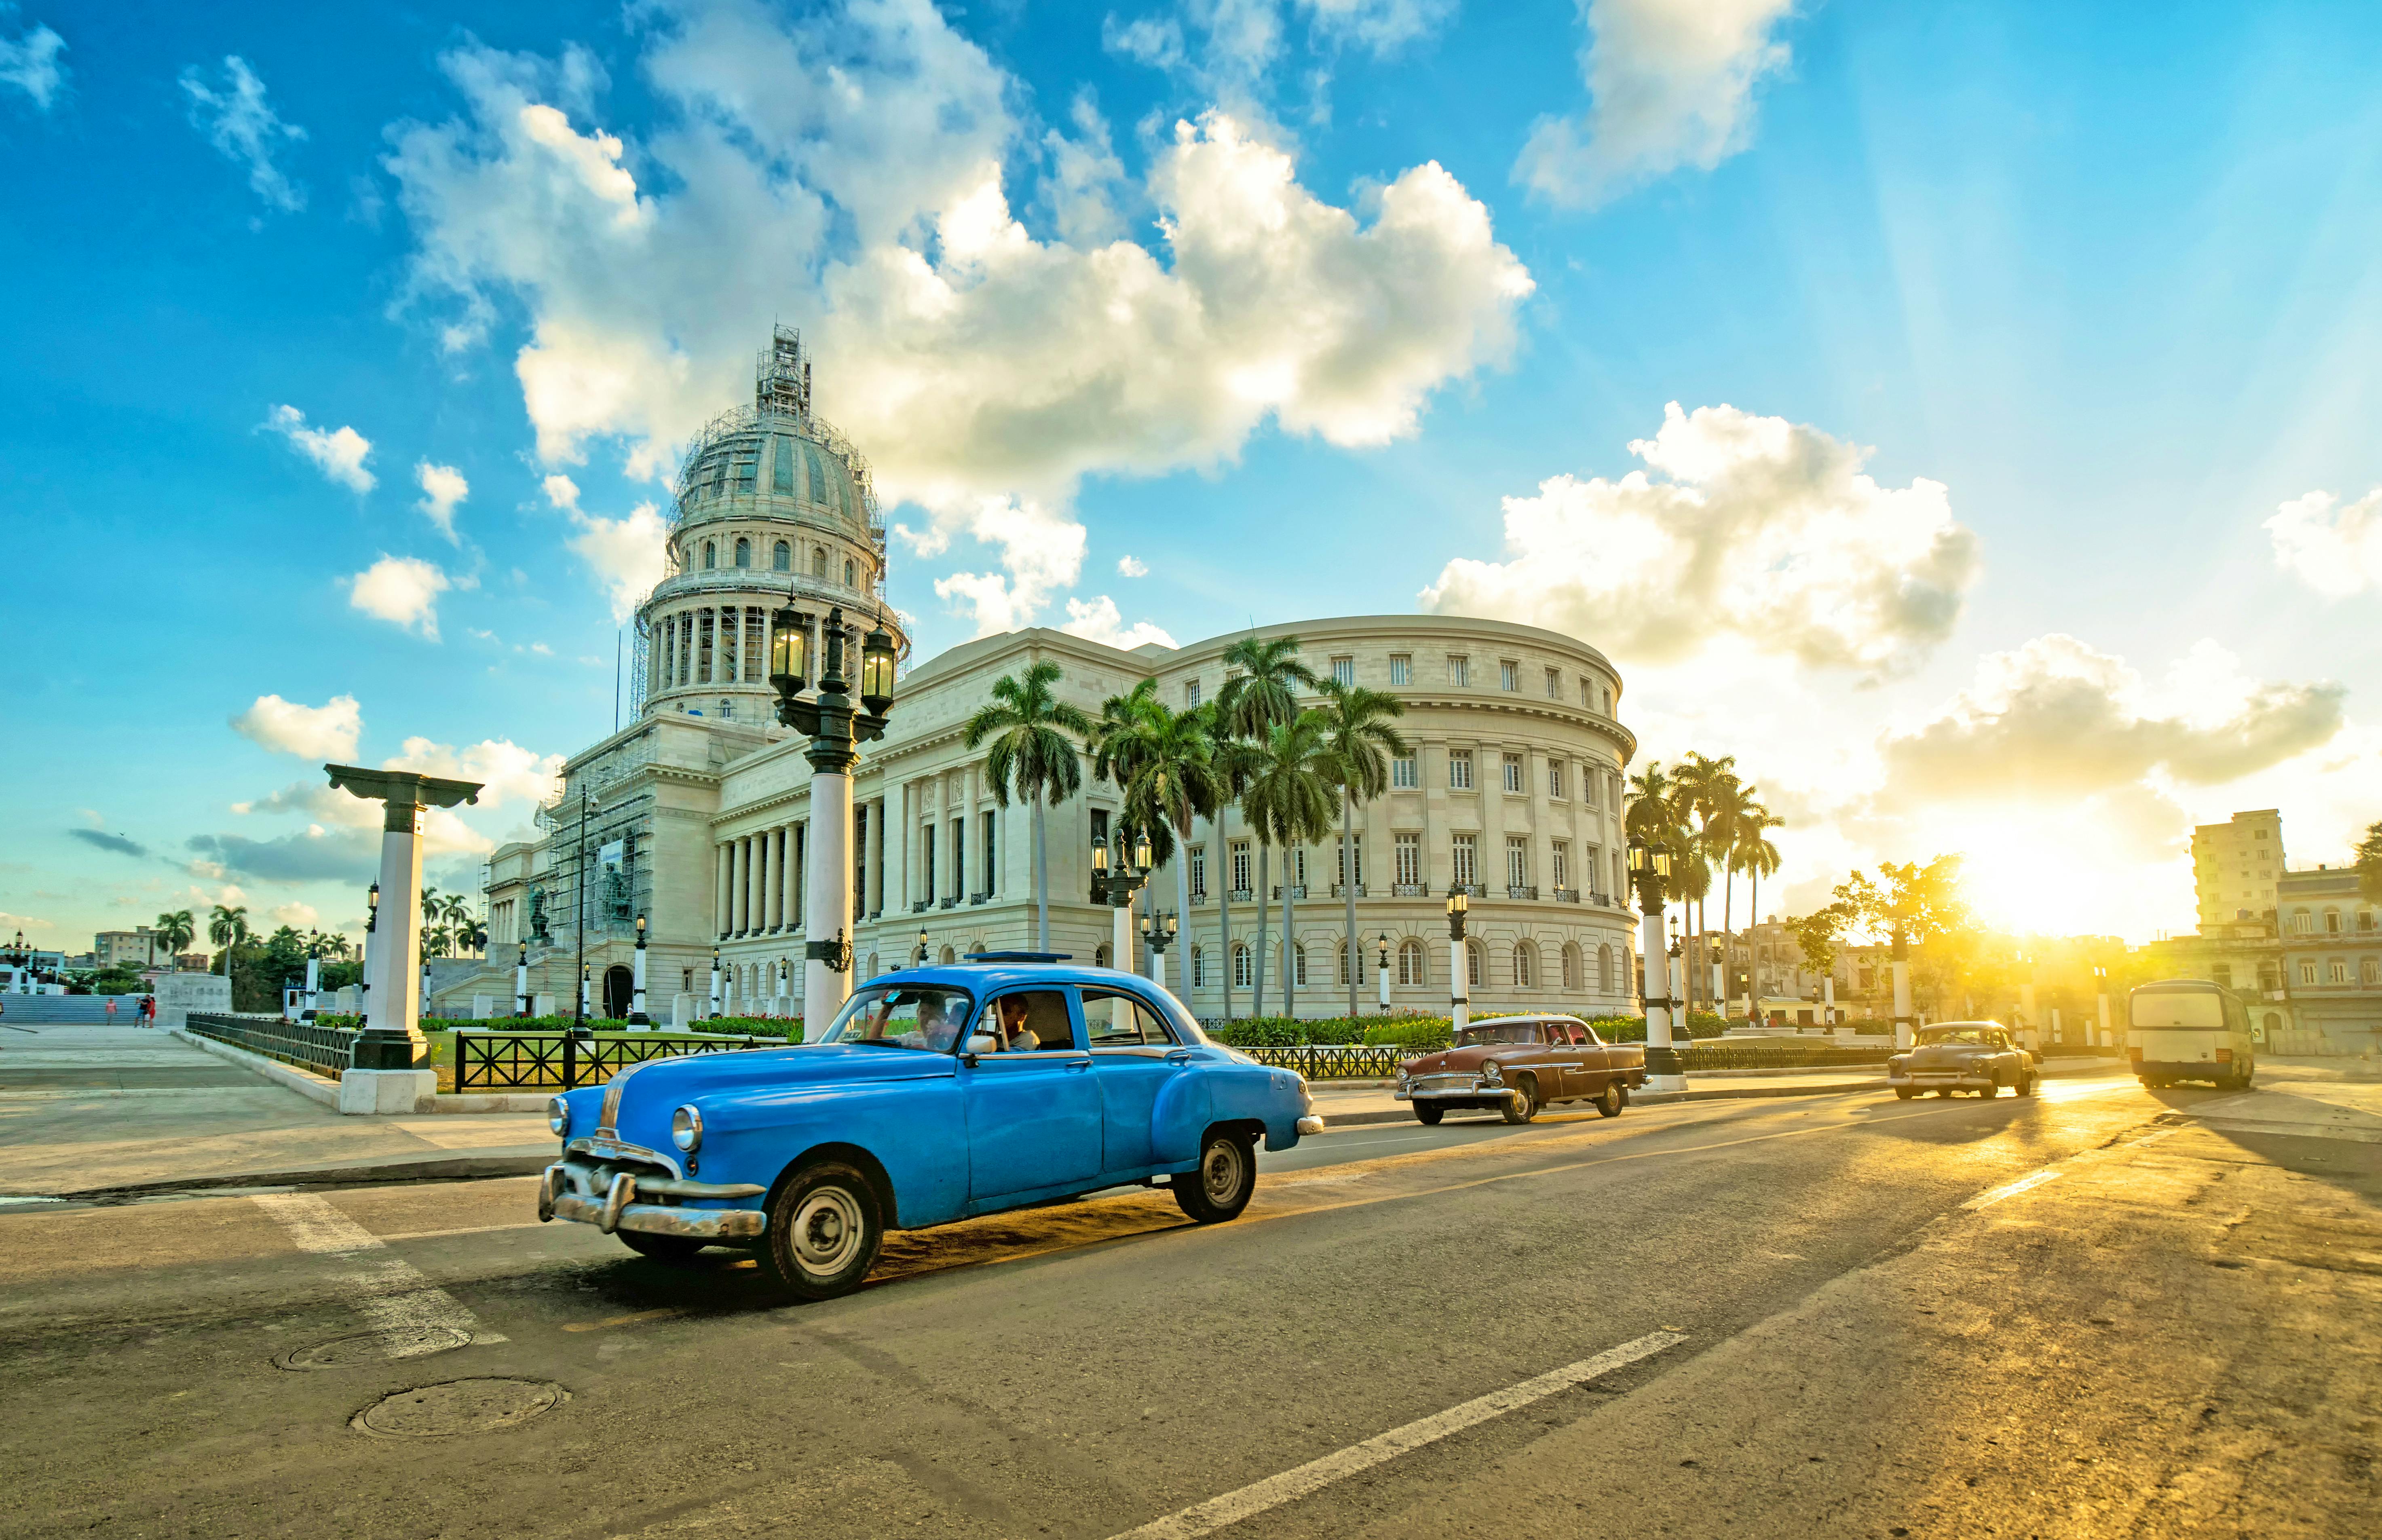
{"left": 631, "top": 326, "right": 904, "bottom": 725}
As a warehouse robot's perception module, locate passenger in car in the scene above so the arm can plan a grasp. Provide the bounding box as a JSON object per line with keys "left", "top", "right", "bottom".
{"left": 992, "top": 994, "right": 1039, "bottom": 1051}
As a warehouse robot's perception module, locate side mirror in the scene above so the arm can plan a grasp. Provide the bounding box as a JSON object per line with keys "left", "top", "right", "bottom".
{"left": 965, "top": 1034, "right": 997, "bottom": 1055}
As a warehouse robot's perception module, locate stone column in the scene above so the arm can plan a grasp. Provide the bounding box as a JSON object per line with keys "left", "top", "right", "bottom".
{"left": 325, "top": 764, "right": 483, "bottom": 1115}
{"left": 714, "top": 843, "right": 730, "bottom": 939}
{"left": 734, "top": 836, "right": 752, "bottom": 935}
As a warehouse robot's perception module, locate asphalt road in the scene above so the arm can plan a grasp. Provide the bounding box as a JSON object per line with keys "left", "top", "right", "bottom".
{"left": 2, "top": 1070, "right": 2376, "bottom": 1538}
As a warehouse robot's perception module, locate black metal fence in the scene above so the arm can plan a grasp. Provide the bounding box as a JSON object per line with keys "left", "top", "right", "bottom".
{"left": 454, "top": 1030, "right": 768, "bottom": 1092}
{"left": 1677, "top": 1042, "right": 1896, "bottom": 1071}
{"left": 186, "top": 1014, "right": 355, "bottom": 1077}
{"left": 1240, "top": 1044, "right": 1410, "bottom": 1078}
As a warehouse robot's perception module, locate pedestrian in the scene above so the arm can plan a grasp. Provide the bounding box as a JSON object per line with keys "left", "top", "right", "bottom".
{"left": 141, "top": 995, "right": 156, "bottom": 1028}
{"left": 105, "top": 996, "right": 118, "bottom": 1025}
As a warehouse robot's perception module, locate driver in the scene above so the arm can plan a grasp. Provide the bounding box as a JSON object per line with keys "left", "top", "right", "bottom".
{"left": 914, "top": 996, "right": 962, "bottom": 1052}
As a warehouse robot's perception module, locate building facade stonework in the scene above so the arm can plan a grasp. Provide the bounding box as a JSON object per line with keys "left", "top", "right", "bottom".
{"left": 436, "top": 337, "right": 1642, "bottom": 1024}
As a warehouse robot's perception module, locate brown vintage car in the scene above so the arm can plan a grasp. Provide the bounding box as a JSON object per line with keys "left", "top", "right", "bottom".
{"left": 1396, "top": 1015, "right": 1648, "bottom": 1125}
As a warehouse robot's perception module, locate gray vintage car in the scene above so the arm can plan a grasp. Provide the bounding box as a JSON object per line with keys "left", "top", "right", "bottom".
{"left": 1887, "top": 1022, "right": 2038, "bottom": 1099}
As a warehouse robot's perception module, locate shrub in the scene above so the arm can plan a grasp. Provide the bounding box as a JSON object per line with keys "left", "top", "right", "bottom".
{"left": 1361, "top": 1018, "right": 1452, "bottom": 1052}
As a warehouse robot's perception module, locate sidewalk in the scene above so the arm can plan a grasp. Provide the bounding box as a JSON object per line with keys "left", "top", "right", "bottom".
{"left": 0, "top": 1024, "right": 554, "bottom": 1200}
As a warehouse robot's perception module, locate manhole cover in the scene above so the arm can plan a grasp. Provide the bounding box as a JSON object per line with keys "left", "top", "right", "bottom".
{"left": 277, "top": 1326, "right": 471, "bottom": 1371}
{"left": 352, "top": 1378, "right": 568, "bottom": 1438}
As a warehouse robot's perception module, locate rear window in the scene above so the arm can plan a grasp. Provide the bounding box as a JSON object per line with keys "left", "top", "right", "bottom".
{"left": 2131, "top": 990, "right": 2225, "bottom": 1029}
{"left": 1457, "top": 1022, "right": 1541, "bottom": 1046}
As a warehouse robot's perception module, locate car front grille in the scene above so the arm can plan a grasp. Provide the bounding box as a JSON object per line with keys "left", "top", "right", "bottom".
{"left": 1413, "top": 1073, "right": 1483, "bottom": 1093}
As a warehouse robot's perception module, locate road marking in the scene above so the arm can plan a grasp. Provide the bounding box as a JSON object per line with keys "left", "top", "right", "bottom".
{"left": 251, "top": 1194, "right": 504, "bottom": 1354}
{"left": 1111, "top": 1331, "right": 1687, "bottom": 1540}
{"left": 1962, "top": 1168, "right": 2063, "bottom": 1210}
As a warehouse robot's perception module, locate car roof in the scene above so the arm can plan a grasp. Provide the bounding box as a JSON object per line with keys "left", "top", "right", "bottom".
{"left": 858, "top": 963, "right": 1164, "bottom": 995}
{"left": 1461, "top": 1014, "right": 1587, "bottom": 1029}
{"left": 1919, "top": 1020, "right": 2007, "bottom": 1031}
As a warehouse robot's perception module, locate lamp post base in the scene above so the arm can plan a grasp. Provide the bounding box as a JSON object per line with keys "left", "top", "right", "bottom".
{"left": 1644, "top": 1041, "right": 1687, "bottom": 1093}
{"left": 350, "top": 1027, "right": 427, "bottom": 1071}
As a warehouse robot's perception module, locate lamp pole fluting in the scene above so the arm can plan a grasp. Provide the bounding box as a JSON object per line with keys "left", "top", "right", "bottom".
{"left": 629, "top": 914, "right": 649, "bottom": 1025}
{"left": 769, "top": 601, "right": 898, "bottom": 1032}
{"left": 1445, "top": 892, "right": 1470, "bottom": 1034}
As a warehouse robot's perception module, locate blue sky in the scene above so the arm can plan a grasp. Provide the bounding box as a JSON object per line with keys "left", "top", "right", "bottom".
{"left": 5, "top": 0, "right": 2381, "bottom": 952}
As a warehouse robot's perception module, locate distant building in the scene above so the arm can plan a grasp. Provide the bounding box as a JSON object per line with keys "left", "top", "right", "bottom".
{"left": 2275, "top": 865, "right": 2382, "bottom": 1054}
{"left": 93, "top": 927, "right": 164, "bottom": 969}
{"left": 2193, "top": 809, "right": 2284, "bottom": 927}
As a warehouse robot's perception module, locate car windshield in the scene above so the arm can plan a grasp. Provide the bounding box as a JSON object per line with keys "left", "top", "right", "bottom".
{"left": 2132, "top": 991, "right": 2225, "bottom": 1029}
{"left": 1918, "top": 1027, "right": 1994, "bottom": 1046}
{"left": 818, "top": 985, "right": 973, "bottom": 1051}
{"left": 1457, "top": 1023, "right": 1540, "bottom": 1046}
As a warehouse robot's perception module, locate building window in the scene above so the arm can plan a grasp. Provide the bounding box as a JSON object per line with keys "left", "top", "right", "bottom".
{"left": 697, "top": 610, "right": 715, "bottom": 683}
{"left": 1599, "top": 942, "right": 1614, "bottom": 992}
{"left": 1502, "top": 753, "right": 1523, "bottom": 793}
{"left": 1548, "top": 762, "right": 1565, "bottom": 799}
{"left": 811, "top": 547, "right": 828, "bottom": 580}
{"left": 1337, "top": 840, "right": 1363, "bottom": 889}
{"left": 1552, "top": 841, "right": 1569, "bottom": 890}
{"left": 2211, "top": 963, "right": 2232, "bottom": 988}
{"left": 1449, "top": 750, "right": 1474, "bottom": 790}
{"left": 734, "top": 537, "right": 751, "bottom": 567}
{"left": 845, "top": 558, "right": 857, "bottom": 587}
{"left": 1289, "top": 849, "right": 1308, "bottom": 888}
{"left": 1292, "top": 945, "right": 1308, "bottom": 987}
{"left": 1389, "top": 654, "right": 1411, "bottom": 687}
{"left": 2363, "top": 959, "right": 2380, "bottom": 985}
{"left": 1452, "top": 834, "right": 1477, "bottom": 889}
{"left": 1185, "top": 678, "right": 1202, "bottom": 709}
{"left": 1398, "top": 938, "right": 1425, "bottom": 985}
{"left": 2326, "top": 910, "right": 2342, "bottom": 933}
{"left": 1231, "top": 841, "right": 1252, "bottom": 895}
{"left": 1546, "top": 667, "right": 1562, "bottom": 699}
{"left": 1331, "top": 657, "right": 1354, "bottom": 687}
{"left": 1233, "top": 943, "right": 1252, "bottom": 989}
{"left": 982, "top": 811, "right": 997, "bottom": 894}
{"left": 772, "top": 540, "right": 791, "bottom": 571}
{"left": 1339, "top": 940, "right": 1354, "bottom": 985}
{"left": 1499, "top": 660, "right": 1519, "bottom": 691}
{"left": 1392, "top": 754, "right": 1418, "bottom": 789}
{"left": 1466, "top": 940, "right": 1483, "bottom": 988}
{"left": 2300, "top": 961, "right": 2317, "bottom": 984}
{"left": 921, "top": 823, "right": 936, "bottom": 900}
{"left": 1395, "top": 833, "right": 1421, "bottom": 887}
{"left": 1448, "top": 655, "right": 1470, "bottom": 687}
{"left": 2329, "top": 961, "right": 2348, "bottom": 983}
{"left": 2293, "top": 910, "right": 2312, "bottom": 933}
{"left": 703, "top": 540, "right": 717, "bottom": 570}
{"left": 1506, "top": 836, "right": 1527, "bottom": 889}
{"left": 1190, "top": 844, "right": 1207, "bottom": 898}
{"left": 1561, "top": 943, "right": 1580, "bottom": 989}
{"left": 1514, "top": 943, "right": 1535, "bottom": 988}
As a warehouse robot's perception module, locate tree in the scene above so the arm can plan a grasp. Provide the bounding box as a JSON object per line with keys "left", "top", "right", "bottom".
{"left": 1098, "top": 689, "right": 1229, "bottom": 992}
{"left": 2358, "top": 820, "right": 2382, "bottom": 906}
{"left": 1837, "top": 856, "right": 1971, "bottom": 1020}
{"left": 965, "top": 658, "right": 1095, "bottom": 951}
{"left": 1670, "top": 753, "right": 1741, "bottom": 1012}
{"left": 1732, "top": 807, "right": 1783, "bottom": 1004}
{"left": 1216, "top": 634, "right": 1320, "bottom": 1013}
{"left": 208, "top": 903, "right": 249, "bottom": 976}
{"left": 154, "top": 909, "right": 195, "bottom": 969}
{"left": 1239, "top": 711, "right": 1341, "bottom": 1018}
{"left": 1784, "top": 903, "right": 1851, "bottom": 1003}
{"left": 1315, "top": 678, "right": 1409, "bottom": 1015}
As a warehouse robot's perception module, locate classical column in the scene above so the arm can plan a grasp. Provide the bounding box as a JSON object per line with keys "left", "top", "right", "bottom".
{"left": 714, "top": 843, "right": 730, "bottom": 939}
{"left": 733, "top": 836, "right": 752, "bottom": 936}
{"left": 325, "top": 764, "right": 483, "bottom": 1114}
{"left": 757, "top": 830, "right": 775, "bottom": 934}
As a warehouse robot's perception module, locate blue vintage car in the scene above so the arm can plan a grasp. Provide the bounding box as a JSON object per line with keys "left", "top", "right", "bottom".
{"left": 539, "top": 959, "right": 1323, "bottom": 1299}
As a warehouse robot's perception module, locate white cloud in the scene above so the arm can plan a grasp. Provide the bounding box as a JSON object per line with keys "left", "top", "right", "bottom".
{"left": 1875, "top": 635, "right": 2348, "bottom": 807}
{"left": 1516, "top": 0, "right": 1795, "bottom": 209}
{"left": 1421, "top": 402, "right": 1980, "bottom": 674}
{"left": 565, "top": 499, "right": 669, "bottom": 622}
{"left": 1117, "top": 554, "right": 1149, "bottom": 577}
{"left": 382, "top": 736, "right": 563, "bottom": 810}
{"left": 541, "top": 473, "right": 581, "bottom": 511}
{"left": 931, "top": 495, "right": 1088, "bottom": 635}
{"left": 414, "top": 461, "right": 468, "bottom": 541}
{"left": 0, "top": 14, "right": 65, "bottom": 110}
{"left": 230, "top": 693, "right": 362, "bottom": 760}
{"left": 265, "top": 404, "right": 375, "bottom": 492}
{"left": 1299, "top": 0, "right": 1458, "bottom": 54}
{"left": 345, "top": 555, "right": 451, "bottom": 638}
{"left": 271, "top": 902, "right": 320, "bottom": 928}
{"left": 179, "top": 55, "right": 307, "bottom": 213}
{"left": 381, "top": 3, "right": 1529, "bottom": 624}
{"left": 1060, "top": 595, "right": 1180, "bottom": 651}
{"left": 2265, "top": 486, "right": 2382, "bottom": 598}
{"left": 230, "top": 781, "right": 377, "bottom": 827}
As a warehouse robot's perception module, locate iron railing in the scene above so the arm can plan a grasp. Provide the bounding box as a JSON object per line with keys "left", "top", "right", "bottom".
{"left": 186, "top": 1014, "right": 355, "bottom": 1077}
{"left": 454, "top": 1030, "right": 770, "bottom": 1092}
{"left": 1675, "top": 1043, "right": 1895, "bottom": 1070}
{"left": 1238, "top": 1044, "right": 1411, "bottom": 1079}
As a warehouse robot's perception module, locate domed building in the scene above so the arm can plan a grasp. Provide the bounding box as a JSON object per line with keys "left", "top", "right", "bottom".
{"left": 440, "top": 329, "right": 1643, "bottom": 1028}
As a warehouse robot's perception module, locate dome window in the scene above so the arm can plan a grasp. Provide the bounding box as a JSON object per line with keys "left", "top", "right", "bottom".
{"left": 772, "top": 540, "right": 790, "bottom": 572}
{"left": 844, "top": 558, "right": 856, "bottom": 587}
{"left": 703, "top": 541, "right": 717, "bottom": 570}
{"left": 734, "top": 537, "right": 751, "bottom": 568}
{"left": 811, "top": 547, "right": 827, "bottom": 580}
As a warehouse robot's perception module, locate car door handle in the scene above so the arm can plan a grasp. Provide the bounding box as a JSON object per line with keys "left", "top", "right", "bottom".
{"left": 1063, "top": 1058, "right": 1092, "bottom": 1071}
{"left": 1165, "top": 1049, "right": 1193, "bottom": 1063}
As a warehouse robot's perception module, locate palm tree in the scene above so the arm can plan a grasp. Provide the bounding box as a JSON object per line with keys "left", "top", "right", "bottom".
{"left": 442, "top": 894, "right": 476, "bottom": 954}
{"left": 1314, "top": 679, "right": 1408, "bottom": 1015}
{"left": 1216, "top": 634, "right": 1320, "bottom": 1016}
{"left": 154, "top": 909, "right": 195, "bottom": 970}
{"left": 424, "top": 923, "right": 452, "bottom": 959}
{"left": 1102, "top": 691, "right": 1229, "bottom": 991}
{"left": 1733, "top": 808, "right": 1784, "bottom": 1004}
{"left": 1670, "top": 753, "right": 1740, "bottom": 1012}
{"left": 1240, "top": 710, "right": 1341, "bottom": 1019}
{"left": 965, "top": 658, "right": 1094, "bottom": 951}
{"left": 208, "top": 903, "right": 249, "bottom": 976}
{"left": 1702, "top": 778, "right": 1760, "bottom": 1008}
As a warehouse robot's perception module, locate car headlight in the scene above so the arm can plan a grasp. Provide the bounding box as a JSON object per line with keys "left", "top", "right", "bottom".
{"left": 671, "top": 1104, "right": 703, "bottom": 1153}
{"left": 547, "top": 1095, "right": 570, "bottom": 1138}
{"left": 1481, "top": 1061, "right": 1503, "bottom": 1084}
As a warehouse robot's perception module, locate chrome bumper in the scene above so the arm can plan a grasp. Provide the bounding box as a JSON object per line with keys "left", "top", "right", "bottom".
{"left": 1890, "top": 1071, "right": 1991, "bottom": 1090}
{"left": 1295, "top": 1114, "right": 1326, "bottom": 1135}
{"left": 1395, "top": 1085, "right": 1519, "bottom": 1104}
{"left": 540, "top": 1162, "right": 768, "bottom": 1240}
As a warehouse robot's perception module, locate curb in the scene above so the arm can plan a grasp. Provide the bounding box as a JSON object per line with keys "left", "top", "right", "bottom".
{"left": 171, "top": 1029, "right": 554, "bottom": 1114}
{"left": 33, "top": 1150, "right": 558, "bottom": 1204}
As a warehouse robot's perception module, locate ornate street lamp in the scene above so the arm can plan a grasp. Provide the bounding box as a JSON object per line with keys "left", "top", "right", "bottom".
{"left": 628, "top": 913, "right": 650, "bottom": 1026}
{"left": 1139, "top": 909, "right": 1180, "bottom": 991}
{"left": 708, "top": 945, "right": 722, "bottom": 1021}
{"left": 515, "top": 937, "right": 531, "bottom": 1020}
{"left": 361, "top": 881, "right": 379, "bottom": 1022}
{"left": 771, "top": 601, "right": 897, "bottom": 1029}
{"left": 1092, "top": 828, "right": 1156, "bottom": 972}
{"left": 1445, "top": 891, "right": 1470, "bottom": 1033}
{"left": 1628, "top": 836, "right": 1685, "bottom": 1090}
{"left": 915, "top": 926, "right": 931, "bottom": 966}
{"left": 1375, "top": 932, "right": 1392, "bottom": 1014}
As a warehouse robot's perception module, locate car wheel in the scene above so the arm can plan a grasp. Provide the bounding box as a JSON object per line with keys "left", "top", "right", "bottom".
{"left": 1895, "top": 1088, "right": 1915, "bottom": 1101}
{"left": 758, "top": 1160, "right": 884, "bottom": 1302}
{"left": 2017, "top": 1073, "right": 2036, "bottom": 1096}
{"left": 1501, "top": 1077, "right": 1538, "bottom": 1125}
{"left": 1413, "top": 1103, "right": 1445, "bottom": 1126}
{"left": 618, "top": 1231, "right": 708, "bottom": 1265}
{"left": 1596, "top": 1081, "right": 1624, "bottom": 1119}
{"left": 1979, "top": 1080, "right": 1999, "bottom": 1098}
{"left": 1174, "top": 1128, "right": 1257, "bottom": 1223}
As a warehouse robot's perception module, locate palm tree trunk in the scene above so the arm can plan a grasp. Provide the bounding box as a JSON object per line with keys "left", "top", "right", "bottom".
{"left": 1343, "top": 796, "right": 1358, "bottom": 1018}
{"left": 1748, "top": 869, "right": 1760, "bottom": 1019}
{"left": 1032, "top": 799, "right": 1049, "bottom": 951}
{"left": 1282, "top": 854, "right": 1296, "bottom": 1020}
{"left": 1253, "top": 844, "right": 1271, "bottom": 1016}
{"left": 1722, "top": 865, "right": 1736, "bottom": 1017}
{"left": 1217, "top": 811, "right": 1234, "bottom": 1020}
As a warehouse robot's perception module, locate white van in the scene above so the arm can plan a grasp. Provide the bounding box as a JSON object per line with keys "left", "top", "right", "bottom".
{"left": 2128, "top": 979, "right": 2256, "bottom": 1090}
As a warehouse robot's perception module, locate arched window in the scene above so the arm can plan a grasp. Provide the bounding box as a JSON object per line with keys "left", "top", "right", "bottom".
{"left": 1598, "top": 943, "right": 1614, "bottom": 993}
{"left": 1095, "top": 944, "right": 1111, "bottom": 969}
{"left": 938, "top": 945, "right": 957, "bottom": 966}
{"left": 1561, "top": 942, "right": 1580, "bottom": 991}
{"left": 844, "top": 557, "right": 857, "bottom": 587}
{"left": 811, "top": 546, "right": 828, "bottom": 579}
{"left": 1192, "top": 946, "right": 1206, "bottom": 988}
{"left": 1514, "top": 942, "right": 1535, "bottom": 989}
{"left": 703, "top": 540, "right": 717, "bottom": 570}
{"left": 734, "top": 537, "right": 751, "bottom": 568}
{"left": 1397, "top": 939, "right": 1425, "bottom": 986}
{"left": 1337, "top": 940, "right": 1351, "bottom": 985}
{"left": 1233, "top": 943, "right": 1252, "bottom": 989}
{"left": 1292, "top": 944, "right": 1307, "bottom": 987}
{"left": 773, "top": 540, "right": 791, "bottom": 571}
{"left": 1466, "top": 940, "right": 1483, "bottom": 989}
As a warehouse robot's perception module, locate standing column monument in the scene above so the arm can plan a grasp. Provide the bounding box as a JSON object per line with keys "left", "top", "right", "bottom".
{"left": 326, "top": 764, "right": 484, "bottom": 1114}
